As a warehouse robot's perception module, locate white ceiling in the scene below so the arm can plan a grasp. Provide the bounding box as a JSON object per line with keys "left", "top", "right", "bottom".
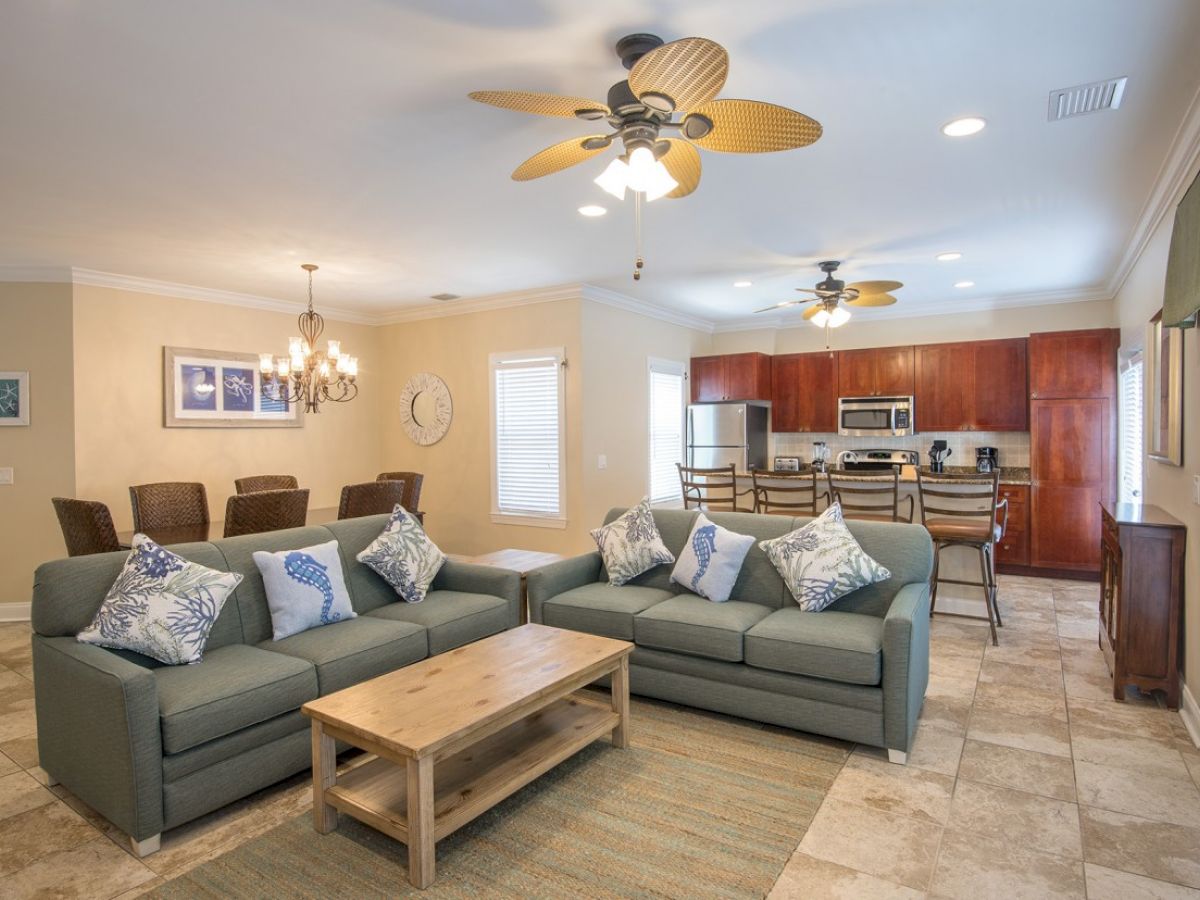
{"left": 3, "top": 0, "right": 1200, "bottom": 325}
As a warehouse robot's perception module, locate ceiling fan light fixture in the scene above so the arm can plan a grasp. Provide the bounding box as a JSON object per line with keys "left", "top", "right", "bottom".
{"left": 594, "top": 158, "right": 629, "bottom": 200}
{"left": 827, "top": 306, "right": 851, "bottom": 327}
{"left": 811, "top": 308, "right": 830, "bottom": 328}
{"left": 626, "top": 145, "right": 678, "bottom": 201}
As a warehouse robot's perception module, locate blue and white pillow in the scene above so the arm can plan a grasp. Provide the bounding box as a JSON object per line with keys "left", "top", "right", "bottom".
{"left": 670, "top": 514, "right": 754, "bottom": 603}
{"left": 357, "top": 505, "right": 445, "bottom": 603}
{"left": 253, "top": 540, "right": 355, "bottom": 640}
{"left": 759, "top": 503, "right": 891, "bottom": 612}
{"left": 77, "top": 534, "right": 242, "bottom": 665}
{"left": 591, "top": 498, "right": 675, "bottom": 586}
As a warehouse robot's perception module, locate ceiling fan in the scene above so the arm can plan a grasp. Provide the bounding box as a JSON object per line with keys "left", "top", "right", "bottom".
{"left": 469, "top": 33, "right": 823, "bottom": 278}
{"left": 756, "top": 260, "right": 903, "bottom": 329}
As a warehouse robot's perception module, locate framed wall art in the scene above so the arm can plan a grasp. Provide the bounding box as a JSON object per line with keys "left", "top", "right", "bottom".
{"left": 1146, "top": 310, "right": 1183, "bottom": 465}
{"left": 0, "top": 371, "right": 30, "bottom": 426}
{"left": 164, "top": 347, "right": 302, "bottom": 428}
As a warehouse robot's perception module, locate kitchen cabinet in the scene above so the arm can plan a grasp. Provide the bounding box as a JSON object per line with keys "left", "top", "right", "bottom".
{"left": 1100, "top": 504, "right": 1185, "bottom": 708}
{"left": 994, "top": 484, "right": 1029, "bottom": 569}
{"left": 690, "top": 352, "right": 771, "bottom": 403}
{"left": 837, "top": 346, "right": 914, "bottom": 397}
{"left": 771, "top": 352, "right": 838, "bottom": 432}
{"left": 914, "top": 338, "right": 1027, "bottom": 432}
{"left": 1030, "top": 398, "right": 1111, "bottom": 571}
{"left": 1029, "top": 329, "right": 1118, "bottom": 400}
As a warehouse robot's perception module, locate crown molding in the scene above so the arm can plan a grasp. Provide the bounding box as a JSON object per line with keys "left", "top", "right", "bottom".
{"left": 1106, "top": 79, "right": 1200, "bottom": 298}
{"left": 373, "top": 283, "right": 585, "bottom": 325}
{"left": 580, "top": 285, "right": 715, "bottom": 333}
{"left": 711, "top": 285, "right": 1114, "bottom": 333}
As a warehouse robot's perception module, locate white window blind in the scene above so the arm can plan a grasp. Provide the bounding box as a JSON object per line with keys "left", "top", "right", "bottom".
{"left": 1119, "top": 356, "right": 1144, "bottom": 504}
{"left": 491, "top": 349, "right": 565, "bottom": 525}
{"left": 648, "top": 359, "right": 685, "bottom": 504}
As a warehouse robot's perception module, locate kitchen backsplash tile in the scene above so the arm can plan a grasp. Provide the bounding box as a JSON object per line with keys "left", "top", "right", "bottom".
{"left": 772, "top": 431, "right": 1030, "bottom": 468}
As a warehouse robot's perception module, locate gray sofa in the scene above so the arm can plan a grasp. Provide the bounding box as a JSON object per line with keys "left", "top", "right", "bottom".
{"left": 30, "top": 515, "right": 521, "bottom": 856}
{"left": 527, "top": 508, "right": 933, "bottom": 761}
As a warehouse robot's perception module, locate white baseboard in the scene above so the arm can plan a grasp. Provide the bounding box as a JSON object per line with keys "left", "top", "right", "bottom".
{"left": 1180, "top": 681, "right": 1200, "bottom": 749}
{"left": 0, "top": 603, "right": 31, "bottom": 623}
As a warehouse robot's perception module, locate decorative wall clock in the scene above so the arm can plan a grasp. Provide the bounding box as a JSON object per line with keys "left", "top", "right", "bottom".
{"left": 398, "top": 372, "right": 452, "bottom": 446}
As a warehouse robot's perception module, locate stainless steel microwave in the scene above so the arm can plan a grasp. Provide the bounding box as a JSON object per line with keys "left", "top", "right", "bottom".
{"left": 837, "top": 396, "right": 914, "bottom": 437}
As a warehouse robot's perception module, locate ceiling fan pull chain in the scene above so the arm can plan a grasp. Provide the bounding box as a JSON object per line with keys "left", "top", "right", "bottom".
{"left": 633, "top": 190, "right": 645, "bottom": 281}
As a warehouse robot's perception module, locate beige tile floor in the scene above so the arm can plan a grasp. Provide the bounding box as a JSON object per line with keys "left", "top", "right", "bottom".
{"left": 1, "top": 576, "right": 1199, "bottom": 898}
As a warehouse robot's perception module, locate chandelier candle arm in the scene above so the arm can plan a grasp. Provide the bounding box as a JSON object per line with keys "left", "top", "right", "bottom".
{"left": 258, "top": 264, "right": 359, "bottom": 414}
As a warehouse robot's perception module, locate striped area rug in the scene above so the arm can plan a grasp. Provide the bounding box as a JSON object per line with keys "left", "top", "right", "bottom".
{"left": 150, "top": 695, "right": 847, "bottom": 899}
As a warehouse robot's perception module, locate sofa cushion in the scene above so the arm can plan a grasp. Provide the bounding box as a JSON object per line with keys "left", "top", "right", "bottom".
{"left": 633, "top": 595, "right": 771, "bottom": 662}
{"left": 155, "top": 644, "right": 318, "bottom": 753}
{"left": 261, "top": 616, "right": 426, "bottom": 695}
{"left": 744, "top": 608, "right": 885, "bottom": 686}
{"left": 366, "top": 591, "right": 511, "bottom": 655}
{"left": 542, "top": 584, "right": 672, "bottom": 640}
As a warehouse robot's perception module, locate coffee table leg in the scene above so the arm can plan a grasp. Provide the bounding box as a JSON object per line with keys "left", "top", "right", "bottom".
{"left": 611, "top": 655, "right": 630, "bottom": 749}
{"left": 406, "top": 755, "right": 435, "bottom": 888}
{"left": 311, "top": 720, "right": 337, "bottom": 833}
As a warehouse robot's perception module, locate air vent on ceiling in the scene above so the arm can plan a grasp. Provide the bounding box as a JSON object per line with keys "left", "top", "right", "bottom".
{"left": 1048, "top": 76, "right": 1127, "bottom": 121}
{"left": 430, "top": 293, "right": 460, "bottom": 302}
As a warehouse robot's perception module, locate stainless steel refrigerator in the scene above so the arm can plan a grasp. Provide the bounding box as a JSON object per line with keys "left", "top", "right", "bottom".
{"left": 686, "top": 402, "right": 769, "bottom": 471}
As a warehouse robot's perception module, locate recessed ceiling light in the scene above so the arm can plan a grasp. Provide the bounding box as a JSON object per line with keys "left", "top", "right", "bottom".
{"left": 578, "top": 205, "right": 606, "bottom": 217}
{"left": 935, "top": 251, "right": 962, "bottom": 262}
{"left": 942, "top": 116, "right": 986, "bottom": 137}
{"left": 733, "top": 280, "right": 752, "bottom": 288}
{"left": 954, "top": 280, "right": 975, "bottom": 289}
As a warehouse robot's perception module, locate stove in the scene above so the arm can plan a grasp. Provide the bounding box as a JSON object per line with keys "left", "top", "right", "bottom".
{"left": 835, "top": 448, "right": 919, "bottom": 472}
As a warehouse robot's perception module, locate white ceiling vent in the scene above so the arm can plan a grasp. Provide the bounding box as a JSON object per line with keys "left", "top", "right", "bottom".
{"left": 1048, "top": 77, "right": 1127, "bottom": 121}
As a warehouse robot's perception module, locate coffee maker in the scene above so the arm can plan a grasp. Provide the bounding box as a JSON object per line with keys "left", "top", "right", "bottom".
{"left": 976, "top": 446, "right": 999, "bottom": 474}
{"left": 928, "top": 440, "right": 951, "bottom": 473}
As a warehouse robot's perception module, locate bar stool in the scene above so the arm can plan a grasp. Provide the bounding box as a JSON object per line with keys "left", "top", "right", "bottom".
{"left": 916, "top": 470, "right": 1006, "bottom": 645}
{"left": 825, "top": 469, "right": 914, "bottom": 523}
{"left": 676, "top": 463, "right": 745, "bottom": 512}
{"left": 751, "top": 469, "right": 828, "bottom": 516}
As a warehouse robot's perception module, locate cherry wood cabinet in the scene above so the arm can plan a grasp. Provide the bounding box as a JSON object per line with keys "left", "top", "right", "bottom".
{"left": 1100, "top": 504, "right": 1185, "bottom": 709}
{"left": 771, "top": 352, "right": 838, "bottom": 432}
{"left": 995, "top": 484, "right": 1030, "bottom": 569}
{"left": 690, "top": 353, "right": 771, "bottom": 403}
{"left": 914, "top": 338, "right": 1027, "bottom": 432}
{"left": 837, "top": 346, "right": 914, "bottom": 397}
{"left": 1029, "top": 329, "right": 1118, "bottom": 400}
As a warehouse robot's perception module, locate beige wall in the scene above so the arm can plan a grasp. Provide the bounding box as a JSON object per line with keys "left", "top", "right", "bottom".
{"left": 1111, "top": 213, "right": 1200, "bottom": 705}
{"left": 72, "top": 285, "right": 384, "bottom": 531}
{"left": 376, "top": 299, "right": 586, "bottom": 556}
{"left": 710, "top": 298, "right": 1115, "bottom": 355}
{"left": 0, "top": 284, "right": 76, "bottom": 610}
{"left": 580, "top": 302, "right": 711, "bottom": 529}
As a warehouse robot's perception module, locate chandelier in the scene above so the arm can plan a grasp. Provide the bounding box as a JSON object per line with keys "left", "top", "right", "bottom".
{"left": 258, "top": 264, "right": 358, "bottom": 413}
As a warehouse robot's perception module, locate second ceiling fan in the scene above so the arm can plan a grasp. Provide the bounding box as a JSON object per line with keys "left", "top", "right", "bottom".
{"left": 757, "top": 260, "right": 903, "bottom": 329}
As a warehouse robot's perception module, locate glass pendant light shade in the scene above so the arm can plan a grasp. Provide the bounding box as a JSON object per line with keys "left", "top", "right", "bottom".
{"left": 594, "top": 158, "right": 628, "bottom": 200}
{"left": 828, "top": 307, "right": 851, "bottom": 327}
{"left": 811, "top": 309, "right": 831, "bottom": 328}
{"left": 259, "top": 353, "right": 274, "bottom": 374}
{"left": 626, "top": 146, "right": 678, "bottom": 201}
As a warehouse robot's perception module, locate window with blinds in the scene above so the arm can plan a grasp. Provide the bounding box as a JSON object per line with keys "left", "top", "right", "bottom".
{"left": 1119, "top": 355, "right": 1144, "bottom": 504}
{"left": 490, "top": 349, "right": 565, "bottom": 525}
{"left": 648, "top": 359, "right": 686, "bottom": 504}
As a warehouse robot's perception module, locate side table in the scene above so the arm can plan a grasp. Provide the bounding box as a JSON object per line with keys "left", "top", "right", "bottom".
{"left": 446, "top": 548, "right": 568, "bottom": 624}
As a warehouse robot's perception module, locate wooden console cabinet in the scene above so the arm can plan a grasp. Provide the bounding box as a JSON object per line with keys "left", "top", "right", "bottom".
{"left": 1100, "top": 503, "right": 1186, "bottom": 709}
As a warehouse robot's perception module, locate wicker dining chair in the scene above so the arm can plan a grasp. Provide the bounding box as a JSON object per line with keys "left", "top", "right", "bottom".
{"left": 338, "top": 480, "right": 407, "bottom": 520}
{"left": 676, "top": 463, "right": 747, "bottom": 512}
{"left": 824, "top": 469, "right": 915, "bottom": 523}
{"left": 129, "top": 482, "right": 209, "bottom": 533}
{"left": 751, "top": 470, "right": 828, "bottom": 516}
{"left": 376, "top": 471, "right": 424, "bottom": 513}
{"left": 234, "top": 474, "right": 299, "bottom": 495}
{"left": 916, "top": 469, "right": 1006, "bottom": 645}
{"left": 51, "top": 497, "right": 126, "bottom": 556}
{"left": 223, "top": 488, "right": 310, "bottom": 538}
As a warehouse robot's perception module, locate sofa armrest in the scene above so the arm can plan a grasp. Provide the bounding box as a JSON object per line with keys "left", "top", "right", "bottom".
{"left": 432, "top": 560, "right": 523, "bottom": 625}
{"left": 881, "top": 582, "right": 931, "bottom": 754}
{"left": 526, "top": 553, "right": 603, "bottom": 624}
{"left": 32, "top": 636, "right": 163, "bottom": 841}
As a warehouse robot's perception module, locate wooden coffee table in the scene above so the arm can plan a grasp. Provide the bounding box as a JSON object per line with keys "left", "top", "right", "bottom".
{"left": 301, "top": 623, "right": 633, "bottom": 888}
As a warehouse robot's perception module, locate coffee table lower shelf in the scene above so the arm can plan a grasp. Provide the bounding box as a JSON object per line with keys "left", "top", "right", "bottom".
{"left": 323, "top": 695, "right": 619, "bottom": 848}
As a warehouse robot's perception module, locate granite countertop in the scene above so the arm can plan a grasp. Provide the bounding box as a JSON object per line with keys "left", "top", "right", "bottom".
{"left": 743, "top": 465, "right": 1031, "bottom": 486}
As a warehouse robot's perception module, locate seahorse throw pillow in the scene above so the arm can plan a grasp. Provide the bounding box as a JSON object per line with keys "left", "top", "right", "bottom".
{"left": 357, "top": 505, "right": 445, "bottom": 603}
{"left": 669, "top": 514, "right": 755, "bottom": 603}
{"left": 253, "top": 540, "right": 356, "bottom": 640}
{"left": 759, "top": 503, "right": 891, "bottom": 612}
{"left": 77, "top": 534, "right": 242, "bottom": 665}
{"left": 590, "top": 498, "right": 675, "bottom": 586}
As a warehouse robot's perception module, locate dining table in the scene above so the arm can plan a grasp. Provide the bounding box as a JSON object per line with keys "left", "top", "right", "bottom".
{"left": 117, "top": 506, "right": 339, "bottom": 547}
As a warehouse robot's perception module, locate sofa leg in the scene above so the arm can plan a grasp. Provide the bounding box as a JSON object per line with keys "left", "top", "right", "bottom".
{"left": 887, "top": 749, "right": 908, "bottom": 765}
{"left": 129, "top": 833, "right": 161, "bottom": 858}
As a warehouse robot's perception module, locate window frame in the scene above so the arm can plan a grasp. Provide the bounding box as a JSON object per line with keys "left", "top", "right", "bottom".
{"left": 646, "top": 356, "right": 687, "bottom": 507}
{"left": 489, "top": 347, "right": 567, "bottom": 529}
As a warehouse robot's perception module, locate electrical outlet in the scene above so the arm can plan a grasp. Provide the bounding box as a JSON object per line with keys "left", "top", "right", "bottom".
{"left": 597, "top": 454, "right": 607, "bottom": 470}
{"left": 0, "top": 468, "right": 12, "bottom": 486}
